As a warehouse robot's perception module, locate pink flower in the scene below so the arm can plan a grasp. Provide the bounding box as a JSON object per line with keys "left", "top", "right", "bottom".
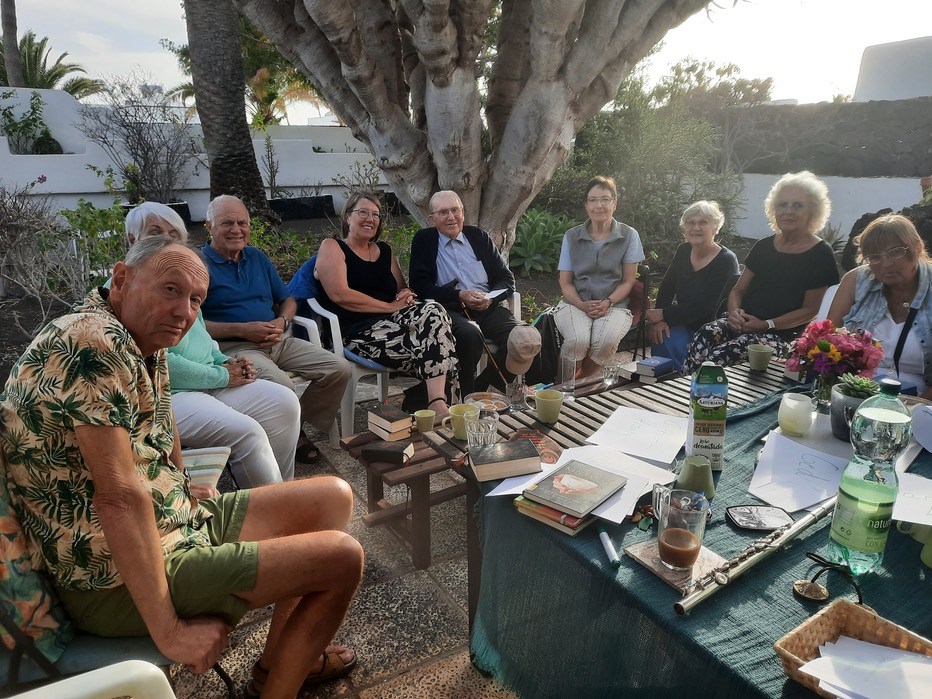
{"left": 36, "top": 175, "right": 47, "bottom": 184}
{"left": 787, "top": 320, "right": 884, "bottom": 377}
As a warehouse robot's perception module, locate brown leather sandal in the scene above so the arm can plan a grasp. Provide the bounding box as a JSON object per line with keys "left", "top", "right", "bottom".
{"left": 246, "top": 646, "right": 357, "bottom": 696}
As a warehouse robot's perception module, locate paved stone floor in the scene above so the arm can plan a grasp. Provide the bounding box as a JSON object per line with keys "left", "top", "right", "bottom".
{"left": 171, "top": 377, "right": 520, "bottom": 699}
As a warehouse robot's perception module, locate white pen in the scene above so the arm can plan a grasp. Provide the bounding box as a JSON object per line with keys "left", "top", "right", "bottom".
{"left": 598, "top": 527, "right": 621, "bottom": 569}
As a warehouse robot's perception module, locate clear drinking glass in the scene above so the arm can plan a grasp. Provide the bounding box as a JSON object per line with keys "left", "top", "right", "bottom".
{"left": 506, "top": 375, "right": 528, "bottom": 411}
{"left": 561, "top": 355, "right": 577, "bottom": 401}
{"left": 465, "top": 409, "right": 499, "bottom": 448}
{"left": 602, "top": 361, "right": 621, "bottom": 387}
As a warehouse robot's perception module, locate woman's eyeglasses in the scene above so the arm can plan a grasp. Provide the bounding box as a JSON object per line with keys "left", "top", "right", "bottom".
{"left": 586, "top": 197, "right": 614, "bottom": 206}
{"left": 352, "top": 209, "right": 381, "bottom": 220}
{"left": 865, "top": 246, "right": 909, "bottom": 265}
{"left": 775, "top": 202, "right": 807, "bottom": 212}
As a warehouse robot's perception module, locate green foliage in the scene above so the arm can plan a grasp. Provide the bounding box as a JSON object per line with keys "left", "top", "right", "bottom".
{"left": 838, "top": 373, "right": 880, "bottom": 399}
{"left": 380, "top": 216, "right": 420, "bottom": 277}
{"left": 0, "top": 90, "right": 61, "bottom": 154}
{"left": 247, "top": 220, "right": 313, "bottom": 281}
{"left": 535, "top": 62, "right": 745, "bottom": 277}
{"left": 0, "top": 31, "right": 103, "bottom": 99}
{"left": 509, "top": 209, "right": 576, "bottom": 275}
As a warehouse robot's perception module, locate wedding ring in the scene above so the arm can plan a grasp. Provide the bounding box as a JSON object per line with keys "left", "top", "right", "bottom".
{"left": 242, "top": 369, "right": 248, "bottom": 377}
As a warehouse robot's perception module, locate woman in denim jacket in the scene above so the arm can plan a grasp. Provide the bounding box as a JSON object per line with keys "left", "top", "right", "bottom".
{"left": 828, "top": 214, "right": 932, "bottom": 397}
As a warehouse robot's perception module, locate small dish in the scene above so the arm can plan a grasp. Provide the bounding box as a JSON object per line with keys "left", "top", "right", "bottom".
{"left": 464, "top": 391, "right": 510, "bottom": 412}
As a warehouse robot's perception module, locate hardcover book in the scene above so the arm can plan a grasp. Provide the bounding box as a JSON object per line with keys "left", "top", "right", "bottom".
{"left": 360, "top": 440, "right": 415, "bottom": 465}
{"left": 469, "top": 438, "right": 542, "bottom": 482}
{"left": 368, "top": 422, "right": 414, "bottom": 442}
{"left": 514, "top": 495, "right": 595, "bottom": 536}
{"left": 522, "top": 459, "right": 628, "bottom": 518}
{"left": 638, "top": 370, "right": 678, "bottom": 385}
{"left": 617, "top": 361, "right": 640, "bottom": 381}
{"left": 367, "top": 403, "right": 414, "bottom": 432}
{"left": 636, "top": 355, "right": 675, "bottom": 377}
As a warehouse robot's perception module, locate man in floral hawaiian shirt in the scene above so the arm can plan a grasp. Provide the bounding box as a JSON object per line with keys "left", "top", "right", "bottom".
{"left": 0, "top": 237, "right": 362, "bottom": 695}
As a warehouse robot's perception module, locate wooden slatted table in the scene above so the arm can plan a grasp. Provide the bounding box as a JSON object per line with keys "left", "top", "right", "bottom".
{"left": 345, "top": 360, "right": 790, "bottom": 601}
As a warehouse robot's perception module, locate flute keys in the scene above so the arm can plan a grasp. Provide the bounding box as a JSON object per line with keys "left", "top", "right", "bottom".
{"left": 792, "top": 578, "right": 829, "bottom": 601}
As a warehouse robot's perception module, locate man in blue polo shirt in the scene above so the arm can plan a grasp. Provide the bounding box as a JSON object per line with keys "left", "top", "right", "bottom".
{"left": 200, "top": 195, "right": 351, "bottom": 462}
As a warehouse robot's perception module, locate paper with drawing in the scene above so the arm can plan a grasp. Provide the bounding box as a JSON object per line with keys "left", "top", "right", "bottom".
{"left": 586, "top": 406, "right": 687, "bottom": 465}
{"left": 749, "top": 431, "right": 847, "bottom": 511}
{"left": 893, "top": 472, "right": 932, "bottom": 526}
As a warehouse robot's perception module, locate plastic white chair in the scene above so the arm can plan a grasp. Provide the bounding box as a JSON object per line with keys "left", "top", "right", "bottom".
{"left": 816, "top": 284, "right": 839, "bottom": 321}
{"left": 10, "top": 660, "right": 175, "bottom": 699}
{"left": 476, "top": 291, "right": 523, "bottom": 373}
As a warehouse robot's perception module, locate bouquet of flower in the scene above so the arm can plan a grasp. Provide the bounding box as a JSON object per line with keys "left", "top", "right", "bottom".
{"left": 785, "top": 319, "right": 884, "bottom": 377}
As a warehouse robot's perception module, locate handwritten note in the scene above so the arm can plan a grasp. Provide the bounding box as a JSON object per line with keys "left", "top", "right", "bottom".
{"left": 893, "top": 473, "right": 932, "bottom": 526}
{"left": 586, "top": 406, "right": 687, "bottom": 466}
{"left": 749, "top": 431, "right": 847, "bottom": 512}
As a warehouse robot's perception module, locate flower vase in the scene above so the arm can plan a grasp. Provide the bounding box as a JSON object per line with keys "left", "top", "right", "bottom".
{"left": 811, "top": 374, "right": 836, "bottom": 413}
{"left": 829, "top": 384, "right": 867, "bottom": 441}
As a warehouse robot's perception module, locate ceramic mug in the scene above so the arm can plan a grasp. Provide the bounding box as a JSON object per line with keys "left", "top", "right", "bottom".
{"left": 414, "top": 409, "right": 436, "bottom": 433}
{"left": 440, "top": 404, "right": 479, "bottom": 440}
{"left": 524, "top": 388, "right": 564, "bottom": 424}
{"left": 747, "top": 344, "right": 774, "bottom": 371}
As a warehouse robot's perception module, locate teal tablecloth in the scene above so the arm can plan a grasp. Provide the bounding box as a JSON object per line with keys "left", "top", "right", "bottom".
{"left": 471, "top": 392, "right": 932, "bottom": 698}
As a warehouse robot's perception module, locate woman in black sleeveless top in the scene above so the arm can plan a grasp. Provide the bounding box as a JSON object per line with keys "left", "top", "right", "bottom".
{"left": 315, "top": 192, "right": 457, "bottom": 416}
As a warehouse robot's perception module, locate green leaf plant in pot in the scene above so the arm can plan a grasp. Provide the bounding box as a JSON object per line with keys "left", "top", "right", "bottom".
{"left": 830, "top": 374, "right": 880, "bottom": 441}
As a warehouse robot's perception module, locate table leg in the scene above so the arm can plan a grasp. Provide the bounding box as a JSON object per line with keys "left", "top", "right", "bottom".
{"left": 366, "top": 464, "right": 384, "bottom": 513}
{"left": 408, "top": 475, "right": 432, "bottom": 569}
{"left": 465, "top": 475, "right": 483, "bottom": 633}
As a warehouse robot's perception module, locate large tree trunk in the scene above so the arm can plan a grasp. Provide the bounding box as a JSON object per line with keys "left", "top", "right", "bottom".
{"left": 183, "top": 0, "right": 277, "bottom": 224}
{"left": 233, "top": 0, "right": 709, "bottom": 247}
{"left": 1, "top": 0, "right": 24, "bottom": 87}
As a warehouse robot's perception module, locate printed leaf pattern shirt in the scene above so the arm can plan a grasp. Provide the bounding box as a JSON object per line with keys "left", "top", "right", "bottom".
{"left": 0, "top": 289, "right": 211, "bottom": 591}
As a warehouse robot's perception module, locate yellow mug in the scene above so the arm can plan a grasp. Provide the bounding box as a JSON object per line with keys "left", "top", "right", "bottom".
{"left": 524, "top": 388, "right": 564, "bottom": 424}
{"left": 440, "top": 404, "right": 480, "bottom": 440}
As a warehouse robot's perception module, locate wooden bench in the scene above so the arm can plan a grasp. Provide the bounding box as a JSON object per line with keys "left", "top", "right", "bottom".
{"left": 341, "top": 429, "right": 468, "bottom": 569}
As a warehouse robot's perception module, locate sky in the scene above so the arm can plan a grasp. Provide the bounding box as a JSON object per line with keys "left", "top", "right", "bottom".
{"left": 15, "top": 0, "right": 932, "bottom": 121}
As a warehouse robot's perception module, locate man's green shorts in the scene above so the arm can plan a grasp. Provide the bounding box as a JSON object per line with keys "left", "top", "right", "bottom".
{"left": 57, "top": 490, "right": 259, "bottom": 637}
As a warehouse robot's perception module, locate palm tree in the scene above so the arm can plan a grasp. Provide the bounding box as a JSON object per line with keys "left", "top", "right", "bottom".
{"left": 0, "top": 30, "right": 102, "bottom": 98}
{"left": 1, "top": 0, "right": 23, "bottom": 86}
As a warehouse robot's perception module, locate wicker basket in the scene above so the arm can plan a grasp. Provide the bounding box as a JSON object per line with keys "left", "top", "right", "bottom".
{"left": 774, "top": 599, "right": 932, "bottom": 698}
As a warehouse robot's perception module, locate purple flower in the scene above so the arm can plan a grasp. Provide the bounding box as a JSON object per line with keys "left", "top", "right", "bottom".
{"left": 36, "top": 175, "right": 47, "bottom": 184}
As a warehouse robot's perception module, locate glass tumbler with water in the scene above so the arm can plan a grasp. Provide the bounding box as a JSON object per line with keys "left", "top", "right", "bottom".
{"left": 465, "top": 409, "right": 499, "bottom": 448}
{"left": 828, "top": 378, "right": 911, "bottom": 575}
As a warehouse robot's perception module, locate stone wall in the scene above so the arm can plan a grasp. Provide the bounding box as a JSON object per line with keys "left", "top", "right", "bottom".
{"left": 707, "top": 98, "right": 932, "bottom": 178}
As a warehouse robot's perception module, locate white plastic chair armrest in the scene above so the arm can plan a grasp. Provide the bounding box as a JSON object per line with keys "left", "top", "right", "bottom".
{"left": 308, "top": 297, "right": 347, "bottom": 355}
{"left": 291, "top": 313, "right": 322, "bottom": 345}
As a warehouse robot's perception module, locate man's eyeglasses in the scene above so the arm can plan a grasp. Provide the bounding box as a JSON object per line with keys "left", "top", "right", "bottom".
{"left": 865, "top": 246, "right": 909, "bottom": 265}
{"left": 775, "top": 202, "right": 807, "bottom": 212}
{"left": 352, "top": 209, "right": 381, "bottom": 220}
{"left": 431, "top": 207, "right": 462, "bottom": 218}
{"left": 586, "top": 197, "right": 614, "bottom": 206}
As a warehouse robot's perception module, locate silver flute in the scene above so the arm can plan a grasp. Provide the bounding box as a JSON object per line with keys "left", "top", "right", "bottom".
{"left": 674, "top": 496, "right": 837, "bottom": 615}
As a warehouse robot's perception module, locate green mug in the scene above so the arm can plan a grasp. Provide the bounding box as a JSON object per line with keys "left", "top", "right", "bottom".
{"left": 524, "top": 388, "right": 564, "bottom": 424}
{"left": 440, "top": 404, "right": 479, "bottom": 440}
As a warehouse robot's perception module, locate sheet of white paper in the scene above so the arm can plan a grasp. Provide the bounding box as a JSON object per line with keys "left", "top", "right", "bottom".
{"left": 483, "top": 288, "right": 506, "bottom": 300}
{"left": 748, "top": 431, "right": 848, "bottom": 511}
{"left": 801, "top": 650, "right": 932, "bottom": 698}
{"left": 892, "top": 472, "right": 932, "bottom": 525}
{"left": 586, "top": 406, "right": 688, "bottom": 465}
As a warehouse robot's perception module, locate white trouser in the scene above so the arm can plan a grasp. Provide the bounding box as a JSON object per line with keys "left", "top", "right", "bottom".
{"left": 554, "top": 300, "right": 633, "bottom": 367}
{"left": 172, "top": 379, "right": 301, "bottom": 487}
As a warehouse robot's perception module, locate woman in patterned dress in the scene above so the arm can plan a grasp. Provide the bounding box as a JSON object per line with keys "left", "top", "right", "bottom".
{"left": 314, "top": 192, "right": 457, "bottom": 417}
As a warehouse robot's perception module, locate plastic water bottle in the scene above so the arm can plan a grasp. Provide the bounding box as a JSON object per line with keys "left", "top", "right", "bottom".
{"left": 827, "top": 378, "right": 911, "bottom": 575}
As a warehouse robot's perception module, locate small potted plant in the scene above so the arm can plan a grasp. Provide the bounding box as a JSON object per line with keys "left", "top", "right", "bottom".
{"left": 830, "top": 374, "right": 880, "bottom": 441}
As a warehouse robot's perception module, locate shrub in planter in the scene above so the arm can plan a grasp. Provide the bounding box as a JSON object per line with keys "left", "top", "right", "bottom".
{"left": 830, "top": 374, "right": 879, "bottom": 441}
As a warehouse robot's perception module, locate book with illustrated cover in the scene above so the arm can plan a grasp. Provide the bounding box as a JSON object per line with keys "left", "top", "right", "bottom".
{"left": 636, "top": 355, "right": 674, "bottom": 377}
{"left": 469, "top": 438, "right": 541, "bottom": 482}
{"left": 510, "top": 428, "right": 562, "bottom": 465}
{"left": 360, "top": 440, "right": 415, "bottom": 464}
{"left": 367, "top": 403, "right": 413, "bottom": 432}
{"left": 368, "top": 422, "right": 414, "bottom": 442}
{"left": 522, "top": 459, "right": 628, "bottom": 518}
{"left": 513, "top": 495, "right": 595, "bottom": 536}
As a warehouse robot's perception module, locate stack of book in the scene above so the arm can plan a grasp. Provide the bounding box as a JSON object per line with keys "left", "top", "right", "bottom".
{"left": 617, "top": 356, "right": 678, "bottom": 384}
{"left": 367, "top": 404, "right": 414, "bottom": 441}
{"left": 515, "top": 459, "right": 628, "bottom": 536}
{"left": 635, "top": 355, "right": 676, "bottom": 383}
{"left": 470, "top": 437, "right": 542, "bottom": 482}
